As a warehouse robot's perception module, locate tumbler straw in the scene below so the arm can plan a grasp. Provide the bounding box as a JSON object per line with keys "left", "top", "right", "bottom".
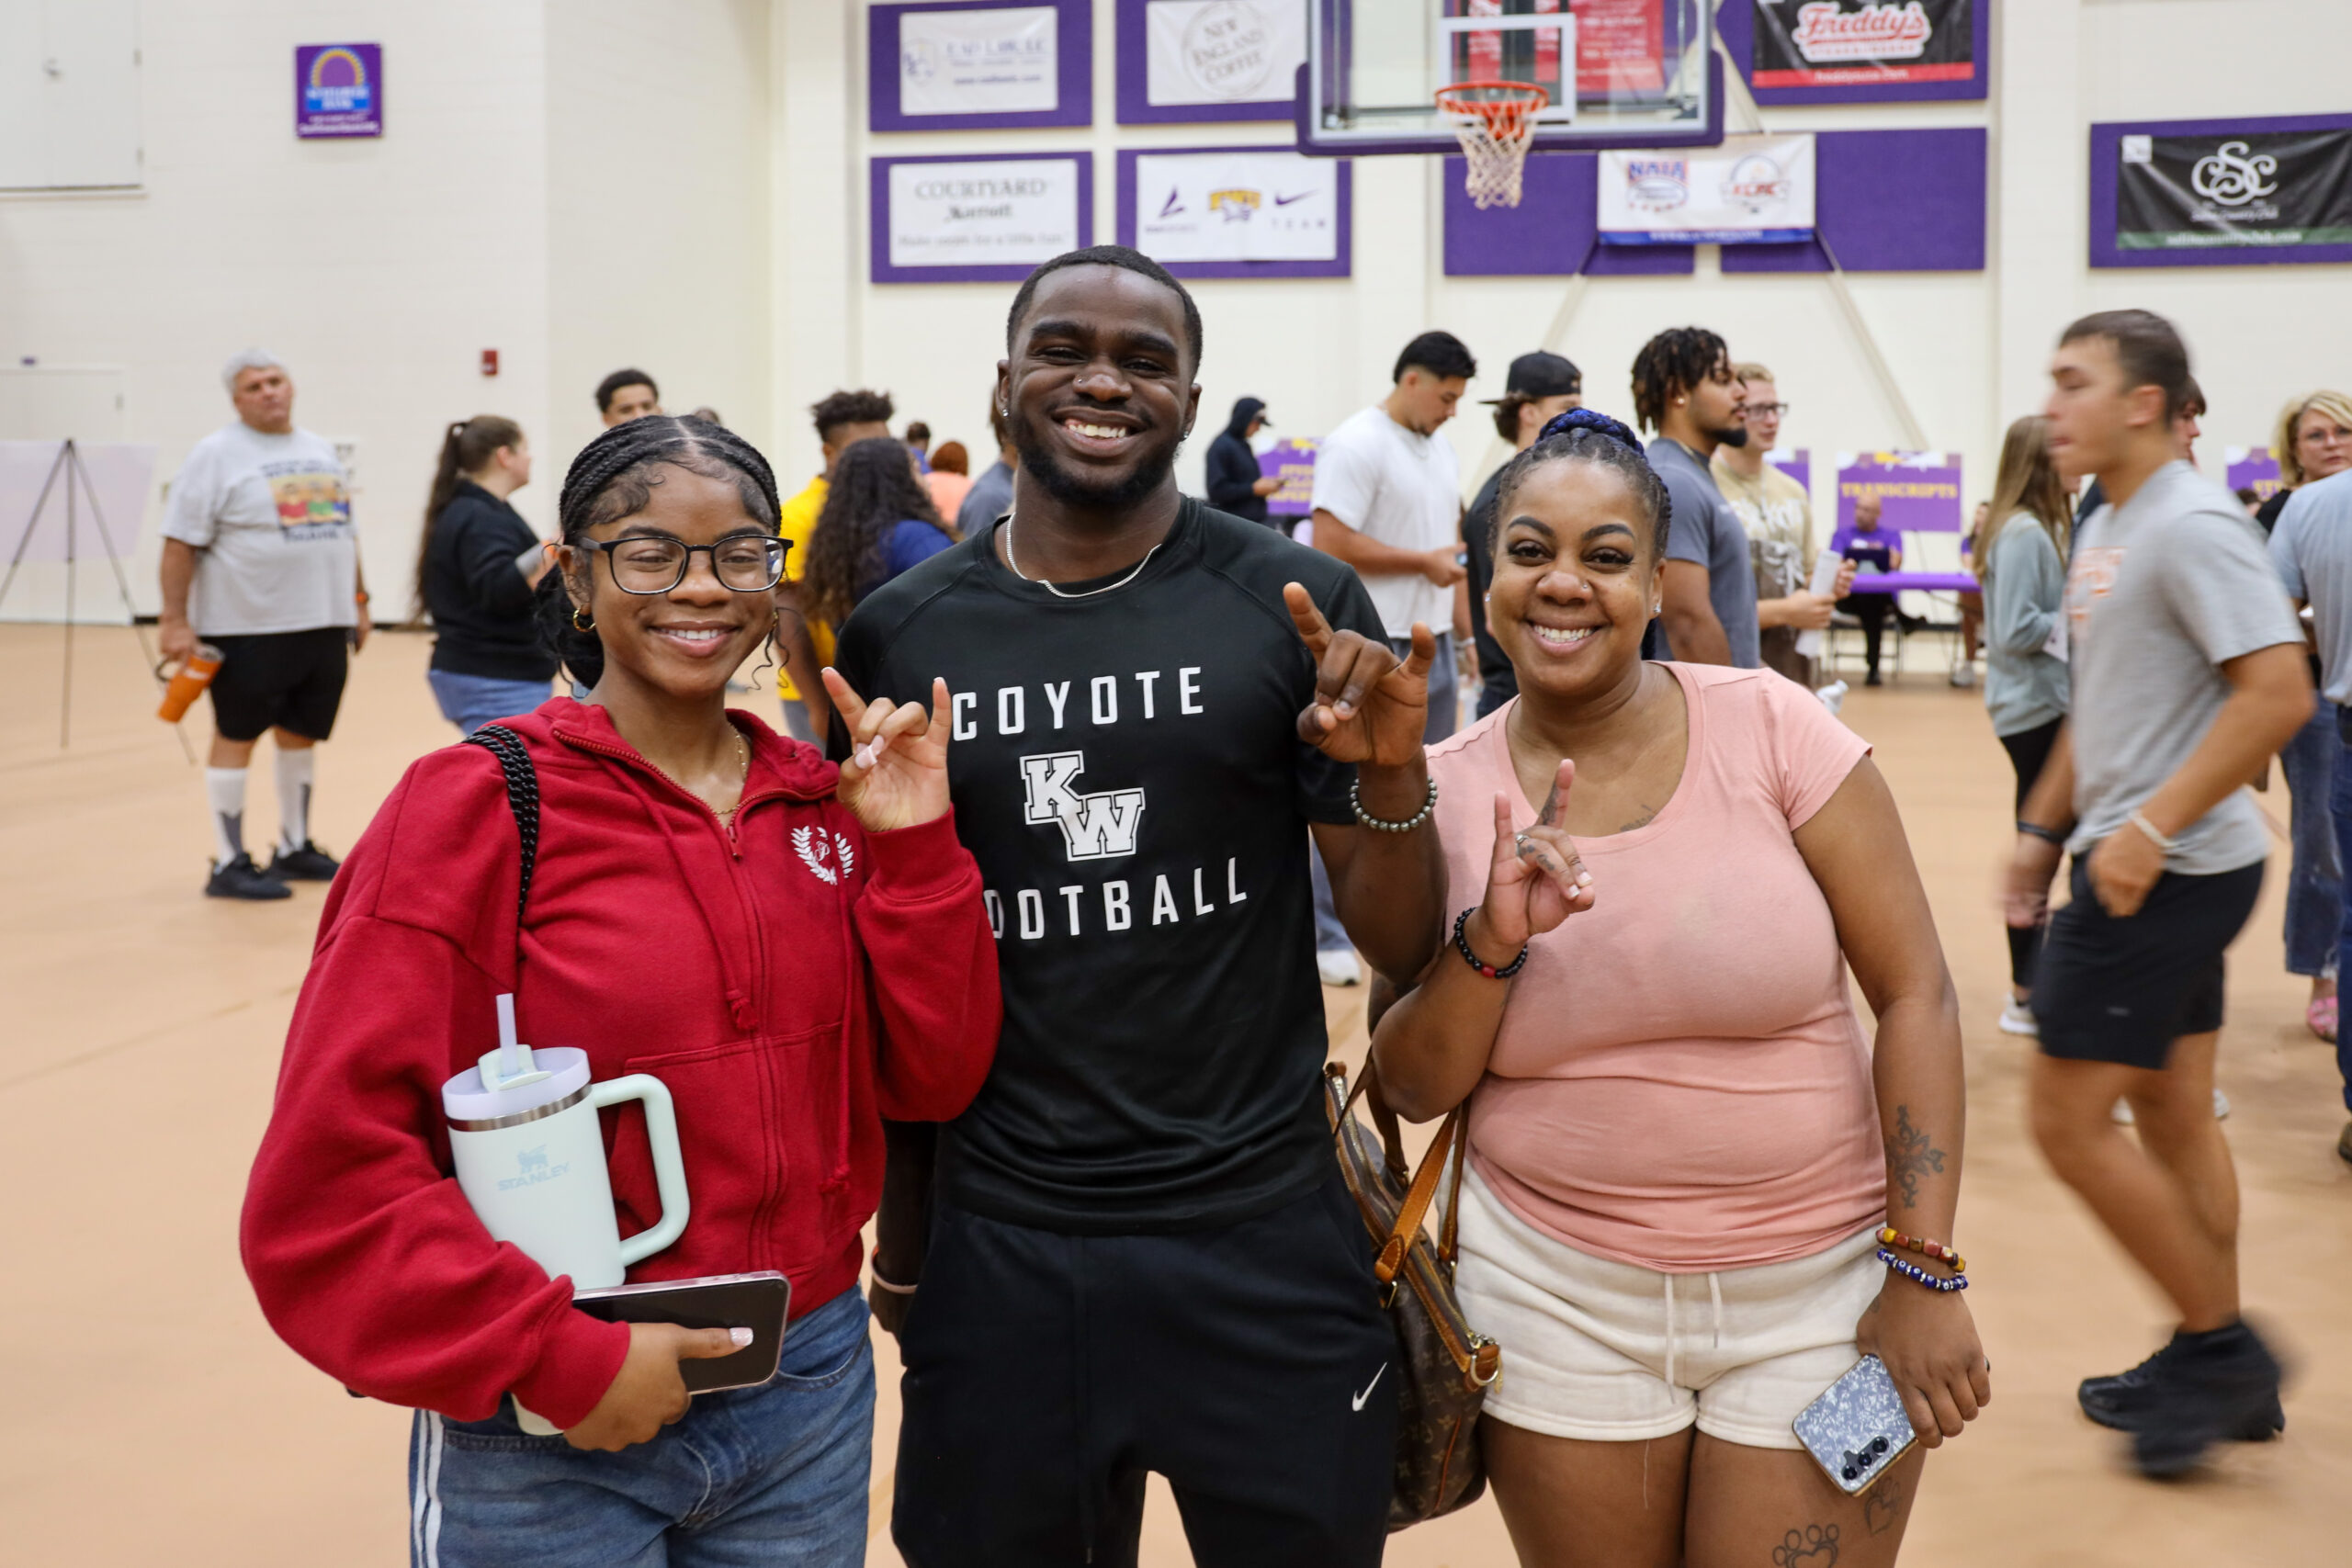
{"left": 496, "top": 994, "right": 521, "bottom": 1082}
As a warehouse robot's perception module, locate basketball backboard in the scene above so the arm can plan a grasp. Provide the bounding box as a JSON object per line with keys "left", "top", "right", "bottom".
{"left": 1296, "top": 0, "right": 1723, "bottom": 156}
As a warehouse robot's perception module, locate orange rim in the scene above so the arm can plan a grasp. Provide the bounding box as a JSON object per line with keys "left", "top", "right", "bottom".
{"left": 1434, "top": 79, "right": 1548, "bottom": 133}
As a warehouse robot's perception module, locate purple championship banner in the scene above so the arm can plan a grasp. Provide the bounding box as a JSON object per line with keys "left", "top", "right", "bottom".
{"left": 295, "top": 44, "right": 382, "bottom": 139}
{"left": 1830, "top": 451, "right": 1962, "bottom": 552}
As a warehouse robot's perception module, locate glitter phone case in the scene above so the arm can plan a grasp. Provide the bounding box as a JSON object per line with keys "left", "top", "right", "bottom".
{"left": 1792, "top": 1354, "right": 1917, "bottom": 1495}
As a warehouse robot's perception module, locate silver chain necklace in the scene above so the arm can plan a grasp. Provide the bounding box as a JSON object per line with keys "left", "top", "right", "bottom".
{"left": 1001, "top": 511, "right": 1165, "bottom": 600}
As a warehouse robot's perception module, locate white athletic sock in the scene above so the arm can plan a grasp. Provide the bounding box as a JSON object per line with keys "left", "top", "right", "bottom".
{"left": 205, "top": 767, "right": 248, "bottom": 867}
{"left": 275, "top": 747, "right": 314, "bottom": 853}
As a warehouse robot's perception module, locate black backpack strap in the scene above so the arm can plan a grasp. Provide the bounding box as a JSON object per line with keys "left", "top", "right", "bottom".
{"left": 462, "top": 724, "right": 539, "bottom": 926}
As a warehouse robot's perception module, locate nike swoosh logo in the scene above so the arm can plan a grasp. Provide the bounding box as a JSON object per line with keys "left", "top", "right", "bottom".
{"left": 1351, "top": 1363, "right": 1387, "bottom": 1411}
{"left": 1274, "top": 191, "right": 1311, "bottom": 205}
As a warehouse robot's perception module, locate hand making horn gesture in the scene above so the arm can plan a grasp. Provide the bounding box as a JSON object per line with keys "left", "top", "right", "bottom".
{"left": 1475, "top": 760, "right": 1595, "bottom": 954}
{"left": 820, "top": 670, "right": 954, "bottom": 833}
{"left": 1283, "top": 581, "right": 1434, "bottom": 767}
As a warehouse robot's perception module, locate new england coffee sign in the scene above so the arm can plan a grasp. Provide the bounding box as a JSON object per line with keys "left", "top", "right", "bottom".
{"left": 1750, "top": 0, "right": 1973, "bottom": 89}
{"left": 1599, "top": 134, "right": 1816, "bottom": 246}
{"left": 2115, "top": 129, "right": 2352, "bottom": 254}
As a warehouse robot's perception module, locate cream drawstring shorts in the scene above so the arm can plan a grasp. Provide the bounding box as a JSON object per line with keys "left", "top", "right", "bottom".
{"left": 1453, "top": 1165, "right": 1883, "bottom": 1450}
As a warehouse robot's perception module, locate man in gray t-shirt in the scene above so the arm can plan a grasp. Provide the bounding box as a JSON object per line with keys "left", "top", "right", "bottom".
{"left": 2013, "top": 310, "right": 2312, "bottom": 1479}
{"left": 2267, "top": 467, "right": 2352, "bottom": 703}
{"left": 1631, "top": 328, "right": 1760, "bottom": 667}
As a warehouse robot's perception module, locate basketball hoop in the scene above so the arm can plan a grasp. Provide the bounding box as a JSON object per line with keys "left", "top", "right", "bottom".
{"left": 1436, "top": 81, "right": 1548, "bottom": 209}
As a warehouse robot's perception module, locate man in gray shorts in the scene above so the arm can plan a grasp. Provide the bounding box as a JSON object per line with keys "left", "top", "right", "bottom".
{"left": 2009, "top": 310, "right": 2311, "bottom": 1477}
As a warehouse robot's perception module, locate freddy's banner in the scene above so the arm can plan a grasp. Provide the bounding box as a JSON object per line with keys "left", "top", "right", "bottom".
{"left": 1750, "top": 0, "right": 1973, "bottom": 90}
{"left": 1599, "top": 133, "right": 1816, "bottom": 244}
{"left": 2116, "top": 129, "right": 2352, "bottom": 253}
{"left": 1831, "top": 451, "right": 1962, "bottom": 550}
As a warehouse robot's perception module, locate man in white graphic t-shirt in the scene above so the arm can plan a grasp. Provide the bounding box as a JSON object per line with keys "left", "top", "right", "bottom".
{"left": 158, "top": 351, "right": 369, "bottom": 899}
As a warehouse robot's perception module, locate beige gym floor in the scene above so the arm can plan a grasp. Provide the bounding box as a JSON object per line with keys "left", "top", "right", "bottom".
{"left": 5, "top": 624, "right": 2347, "bottom": 1565}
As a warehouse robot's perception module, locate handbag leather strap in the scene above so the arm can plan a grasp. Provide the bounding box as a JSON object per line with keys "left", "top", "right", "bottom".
{"left": 1341, "top": 1056, "right": 1467, "bottom": 1288}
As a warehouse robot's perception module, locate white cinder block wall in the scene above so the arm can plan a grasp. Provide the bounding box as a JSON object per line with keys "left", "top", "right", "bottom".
{"left": 3, "top": 0, "right": 2348, "bottom": 615}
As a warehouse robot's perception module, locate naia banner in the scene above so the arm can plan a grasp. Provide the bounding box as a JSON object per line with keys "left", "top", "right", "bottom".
{"left": 2116, "top": 130, "right": 2352, "bottom": 253}
{"left": 1750, "top": 1, "right": 1974, "bottom": 90}
{"left": 1598, "top": 134, "right": 1815, "bottom": 245}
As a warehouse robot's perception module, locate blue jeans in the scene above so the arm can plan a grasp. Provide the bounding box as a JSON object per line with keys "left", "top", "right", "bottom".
{"left": 2281, "top": 701, "right": 2342, "bottom": 977}
{"left": 408, "top": 1289, "right": 875, "bottom": 1567}
{"left": 1309, "top": 632, "right": 1454, "bottom": 953}
{"left": 428, "top": 669, "right": 554, "bottom": 737}
{"left": 2329, "top": 716, "right": 2352, "bottom": 1107}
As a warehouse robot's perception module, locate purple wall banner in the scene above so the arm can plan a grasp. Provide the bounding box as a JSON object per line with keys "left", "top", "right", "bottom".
{"left": 2091, "top": 114, "right": 2352, "bottom": 268}
{"left": 870, "top": 0, "right": 1093, "bottom": 132}
{"left": 1259, "top": 438, "right": 1317, "bottom": 516}
{"left": 870, "top": 152, "right": 1094, "bottom": 284}
{"left": 1830, "top": 451, "right": 1962, "bottom": 551}
{"left": 1116, "top": 0, "right": 1304, "bottom": 125}
{"left": 1117, "top": 146, "right": 1350, "bottom": 278}
{"left": 1717, "top": 0, "right": 1986, "bottom": 106}
{"left": 295, "top": 44, "right": 382, "bottom": 139}
{"left": 1446, "top": 127, "right": 1981, "bottom": 276}
{"left": 2225, "top": 446, "right": 2283, "bottom": 502}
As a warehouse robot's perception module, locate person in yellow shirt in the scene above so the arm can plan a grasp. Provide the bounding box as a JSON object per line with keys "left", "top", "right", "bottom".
{"left": 777, "top": 389, "right": 896, "bottom": 742}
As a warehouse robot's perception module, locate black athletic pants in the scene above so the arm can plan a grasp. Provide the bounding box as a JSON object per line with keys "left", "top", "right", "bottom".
{"left": 891, "top": 1175, "right": 1397, "bottom": 1568}
{"left": 1999, "top": 716, "right": 2065, "bottom": 990}
{"left": 1838, "top": 592, "right": 1892, "bottom": 677}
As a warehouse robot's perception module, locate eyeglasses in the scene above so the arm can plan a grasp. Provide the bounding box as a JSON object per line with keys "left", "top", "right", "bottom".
{"left": 1745, "top": 401, "right": 1791, "bottom": 419}
{"left": 572, "top": 534, "right": 791, "bottom": 594}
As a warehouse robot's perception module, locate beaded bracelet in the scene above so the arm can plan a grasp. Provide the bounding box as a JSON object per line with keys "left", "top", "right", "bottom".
{"left": 1878, "top": 1248, "right": 1968, "bottom": 1292}
{"left": 1877, "top": 1226, "right": 1967, "bottom": 1273}
{"left": 1351, "top": 774, "right": 1438, "bottom": 833}
{"left": 1453, "top": 908, "right": 1528, "bottom": 979}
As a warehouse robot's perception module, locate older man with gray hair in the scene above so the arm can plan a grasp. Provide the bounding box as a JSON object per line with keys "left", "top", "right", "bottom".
{"left": 158, "top": 350, "right": 369, "bottom": 899}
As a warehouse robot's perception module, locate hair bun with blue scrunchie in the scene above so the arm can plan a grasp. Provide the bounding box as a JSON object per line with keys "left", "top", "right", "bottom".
{"left": 1536, "top": 406, "right": 1645, "bottom": 457}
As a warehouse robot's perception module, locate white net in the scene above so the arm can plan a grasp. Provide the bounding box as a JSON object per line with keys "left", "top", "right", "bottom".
{"left": 1439, "top": 85, "right": 1545, "bottom": 210}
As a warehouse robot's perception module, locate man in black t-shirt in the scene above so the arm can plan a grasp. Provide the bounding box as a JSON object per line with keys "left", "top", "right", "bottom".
{"left": 830, "top": 245, "right": 1446, "bottom": 1567}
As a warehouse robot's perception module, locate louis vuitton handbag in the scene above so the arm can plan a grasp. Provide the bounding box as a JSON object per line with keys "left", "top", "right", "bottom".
{"left": 1323, "top": 1058, "right": 1501, "bottom": 1530}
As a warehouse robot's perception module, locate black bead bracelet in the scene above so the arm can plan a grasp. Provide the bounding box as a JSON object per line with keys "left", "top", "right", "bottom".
{"left": 1453, "top": 908, "right": 1528, "bottom": 979}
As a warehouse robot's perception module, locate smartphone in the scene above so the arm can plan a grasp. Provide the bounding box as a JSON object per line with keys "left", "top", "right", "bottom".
{"left": 1792, "top": 1355, "right": 1917, "bottom": 1495}
{"left": 572, "top": 1270, "right": 792, "bottom": 1395}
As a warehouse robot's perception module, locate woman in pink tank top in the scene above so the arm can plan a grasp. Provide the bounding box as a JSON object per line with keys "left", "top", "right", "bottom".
{"left": 1369, "top": 410, "right": 1986, "bottom": 1567}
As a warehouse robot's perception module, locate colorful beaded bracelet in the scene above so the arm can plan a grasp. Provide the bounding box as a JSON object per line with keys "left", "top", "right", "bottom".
{"left": 1878, "top": 1226, "right": 1966, "bottom": 1273}
{"left": 1878, "top": 1248, "right": 1968, "bottom": 1292}
{"left": 1453, "top": 908, "right": 1528, "bottom": 979}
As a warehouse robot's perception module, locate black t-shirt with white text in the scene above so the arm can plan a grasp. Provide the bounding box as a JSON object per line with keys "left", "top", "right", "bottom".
{"left": 831, "top": 500, "right": 1386, "bottom": 1233}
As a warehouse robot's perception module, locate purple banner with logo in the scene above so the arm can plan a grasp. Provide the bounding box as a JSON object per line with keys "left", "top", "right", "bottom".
{"left": 1830, "top": 452, "right": 1962, "bottom": 551}
{"left": 2226, "top": 446, "right": 2282, "bottom": 503}
{"left": 295, "top": 44, "right": 382, "bottom": 139}
{"left": 1259, "top": 438, "right": 1317, "bottom": 517}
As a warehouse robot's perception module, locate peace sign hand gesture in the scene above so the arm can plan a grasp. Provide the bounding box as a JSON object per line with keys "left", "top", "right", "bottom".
{"left": 1475, "top": 761, "right": 1594, "bottom": 954}
{"left": 821, "top": 671, "right": 954, "bottom": 833}
{"left": 1283, "top": 582, "right": 1433, "bottom": 768}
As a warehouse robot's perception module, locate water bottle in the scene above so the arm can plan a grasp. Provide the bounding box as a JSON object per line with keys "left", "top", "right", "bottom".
{"left": 443, "top": 997, "right": 689, "bottom": 1433}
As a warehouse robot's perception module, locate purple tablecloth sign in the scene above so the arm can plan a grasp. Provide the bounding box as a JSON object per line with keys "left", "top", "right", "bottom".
{"left": 2225, "top": 446, "right": 2282, "bottom": 505}
{"left": 1829, "top": 450, "right": 1963, "bottom": 553}
{"left": 1259, "top": 438, "right": 1317, "bottom": 517}
{"left": 1845, "top": 571, "right": 1978, "bottom": 594}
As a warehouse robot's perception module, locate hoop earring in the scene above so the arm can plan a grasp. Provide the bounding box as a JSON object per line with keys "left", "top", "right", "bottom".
{"left": 572, "top": 607, "right": 594, "bottom": 632}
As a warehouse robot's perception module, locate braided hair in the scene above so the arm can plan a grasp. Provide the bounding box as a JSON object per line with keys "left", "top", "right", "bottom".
{"left": 534, "top": 414, "right": 783, "bottom": 687}
{"left": 1485, "top": 407, "right": 1673, "bottom": 561}
{"left": 1629, "top": 326, "right": 1730, "bottom": 434}
{"left": 800, "top": 437, "right": 953, "bottom": 632}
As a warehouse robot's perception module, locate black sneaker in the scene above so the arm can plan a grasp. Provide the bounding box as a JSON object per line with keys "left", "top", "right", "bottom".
{"left": 2126, "top": 1322, "right": 2287, "bottom": 1478}
{"left": 2083, "top": 1333, "right": 2285, "bottom": 1439}
{"left": 206, "top": 853, "right": 293, "bottom": 901}
{"left": 266, "top": 840, "right": 342, "bottom": 882}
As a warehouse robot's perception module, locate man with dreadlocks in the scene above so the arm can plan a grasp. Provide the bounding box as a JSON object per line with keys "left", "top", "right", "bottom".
{"left": 1632, "top": 326, "right": 1763, "bottom": 669}
{"left": 828, "top": 244, "right": 1447, "bottom": 1566}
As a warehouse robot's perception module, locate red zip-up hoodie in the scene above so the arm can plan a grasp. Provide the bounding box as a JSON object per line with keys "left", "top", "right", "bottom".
{"left": 241, "top": 700, "right": 999, "bottom": 1428}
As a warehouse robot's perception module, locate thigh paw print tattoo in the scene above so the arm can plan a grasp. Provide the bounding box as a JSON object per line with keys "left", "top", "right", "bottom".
{"left": 1773, "top": 1523, "right": 1840, "bottom": 1567}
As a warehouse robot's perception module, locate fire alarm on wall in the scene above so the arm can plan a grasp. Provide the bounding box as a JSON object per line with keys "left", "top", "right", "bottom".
{"left": 481, "top": 349, "right": 500, "bottom": 377}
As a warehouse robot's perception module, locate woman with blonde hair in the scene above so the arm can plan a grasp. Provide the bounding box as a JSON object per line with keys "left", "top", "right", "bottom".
{"left": 2258, "top": 390, "right": 2352, "bottom": 1039}
{"left": 1972, "top": 414, "right": 2072, "bottom": 1036}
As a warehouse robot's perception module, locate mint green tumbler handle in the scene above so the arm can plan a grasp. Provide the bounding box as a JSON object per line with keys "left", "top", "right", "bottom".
{"left": 593, "top": 1073, "right": 691, "bottom": 1267}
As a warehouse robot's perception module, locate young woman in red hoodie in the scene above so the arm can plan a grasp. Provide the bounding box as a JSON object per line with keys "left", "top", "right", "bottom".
{"left": 242, "top": 416, "right": 1000, "bottom": 1565}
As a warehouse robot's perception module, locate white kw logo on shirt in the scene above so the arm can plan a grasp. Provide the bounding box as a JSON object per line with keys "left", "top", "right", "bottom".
{"left": 1019, "top": 750, "right": 1146, "bottom": 860}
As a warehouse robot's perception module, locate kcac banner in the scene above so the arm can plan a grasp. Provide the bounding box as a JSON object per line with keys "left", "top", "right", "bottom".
{"left": 1750, "top": 0, "right": 1974, "bottom": 89}
{"left": 2116, "top": 130, "right": 2352, "bottom": 253}
{"left": 1599, "top": 133, "right": 1815, "bottom": 245}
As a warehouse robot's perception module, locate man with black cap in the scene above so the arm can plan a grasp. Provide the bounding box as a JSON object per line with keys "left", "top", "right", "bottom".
{"left": 1205, "top": 396, "right": 1282, "bottom": 526}
{"left": 1464, "top": 351, "right": 1583, "bottom": 716}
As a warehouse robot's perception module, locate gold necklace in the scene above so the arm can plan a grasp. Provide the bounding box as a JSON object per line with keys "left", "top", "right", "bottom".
{"left": 714, "top": 729, "right": 750, "bottom": 822}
